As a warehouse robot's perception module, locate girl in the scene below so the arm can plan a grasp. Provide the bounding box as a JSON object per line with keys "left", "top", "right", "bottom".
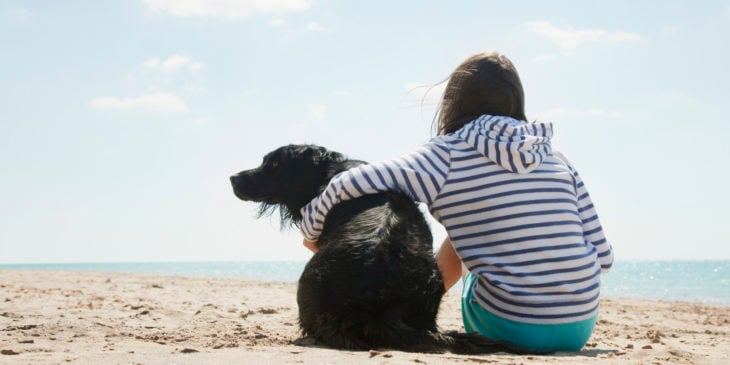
{"left": 300, "top": 52, "right": 613, "bottom": 352}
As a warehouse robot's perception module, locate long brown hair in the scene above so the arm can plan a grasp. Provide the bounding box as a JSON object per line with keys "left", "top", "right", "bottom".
{"left": 435, "top": 52, "right": 527, "bottom": 135}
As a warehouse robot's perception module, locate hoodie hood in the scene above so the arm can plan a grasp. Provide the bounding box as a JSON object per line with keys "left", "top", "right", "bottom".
{"left": 451, "top": 114, "right": 553, "bottom": 174}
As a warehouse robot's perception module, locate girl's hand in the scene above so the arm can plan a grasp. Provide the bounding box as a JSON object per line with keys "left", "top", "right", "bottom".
{"left": 303, "top": 238, "right": 319, "bottom": 253}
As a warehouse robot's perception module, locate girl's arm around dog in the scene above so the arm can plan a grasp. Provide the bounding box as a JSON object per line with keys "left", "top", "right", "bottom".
{"left": 300, "top": 139, "right": 453, "bottom": 242}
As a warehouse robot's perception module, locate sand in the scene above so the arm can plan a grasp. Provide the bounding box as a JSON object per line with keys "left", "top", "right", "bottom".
{"left": 0, "top": 270, "right": 728, "bottom": 365}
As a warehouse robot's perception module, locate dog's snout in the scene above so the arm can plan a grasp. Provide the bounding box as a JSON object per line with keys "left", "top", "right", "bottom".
{"left": 230, "top": 173, "right": 256, "bottom": 201}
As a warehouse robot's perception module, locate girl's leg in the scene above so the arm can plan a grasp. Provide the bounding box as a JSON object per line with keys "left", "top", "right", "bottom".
{"left": 461, "top": 272, "right": 597, "bottom": 352}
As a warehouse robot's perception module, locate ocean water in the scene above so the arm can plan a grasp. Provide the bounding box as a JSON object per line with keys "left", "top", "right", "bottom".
{"left": 599, "top": 260, "right": 729, "bottom": 305}
{"left": 1, "top": 260, "right": 728, "bottom": 306}
{"left": 0, "top": 261, "right": 307, "bottom": 283}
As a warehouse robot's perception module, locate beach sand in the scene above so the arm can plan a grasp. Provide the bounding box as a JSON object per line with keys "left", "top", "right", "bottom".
{"left": 1, "top": 270, "right": 728, "bottom": 364}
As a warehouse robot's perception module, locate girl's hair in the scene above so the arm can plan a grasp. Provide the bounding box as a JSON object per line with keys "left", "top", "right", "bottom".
{"left": 435, "top": 52, "right": 527, "bottom": 135}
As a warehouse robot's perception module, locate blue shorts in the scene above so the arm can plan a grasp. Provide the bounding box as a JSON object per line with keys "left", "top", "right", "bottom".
{"left": 461, "top": 272, "right": 597, "bottom": 352}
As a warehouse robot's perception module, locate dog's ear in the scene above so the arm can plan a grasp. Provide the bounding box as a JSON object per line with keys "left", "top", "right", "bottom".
{"left": 299, "top": 145, "right": 344, "bottom": 164}
{"left": 289, "top": 145, "right": 321, "bottom": 160}
{"left": 325, "top": 150, "right": 346, "bottom": 162}
{"left": 313, "top": 148, "right": 345, "bottom": 164}
{"left": 301, "top": 146, "right": 317, "bottom": 160}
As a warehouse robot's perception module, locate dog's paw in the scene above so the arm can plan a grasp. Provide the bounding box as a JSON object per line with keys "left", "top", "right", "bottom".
{"left": 292, "top": 336, "right": 320, "bottom": 347}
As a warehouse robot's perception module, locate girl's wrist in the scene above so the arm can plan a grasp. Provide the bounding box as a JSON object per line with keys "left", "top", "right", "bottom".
{"left": 303, "top": 238, "right": 319, "bottom": 253}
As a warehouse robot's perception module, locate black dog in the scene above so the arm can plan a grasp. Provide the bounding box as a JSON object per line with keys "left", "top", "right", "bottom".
{"left": 230, "top": 144, "right": 524, "bottom": 354}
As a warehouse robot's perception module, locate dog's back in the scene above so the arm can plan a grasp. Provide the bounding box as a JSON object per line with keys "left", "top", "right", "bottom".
{"left": 296, "top": 192, "right": 445, "bottom": 350}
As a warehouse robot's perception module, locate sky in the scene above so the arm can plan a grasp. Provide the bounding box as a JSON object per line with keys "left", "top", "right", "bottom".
{"left": 1, "top": 0, "right": 729, "bottom": 263}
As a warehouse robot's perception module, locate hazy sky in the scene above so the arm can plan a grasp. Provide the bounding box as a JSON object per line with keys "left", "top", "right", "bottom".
{"left": 2, "top": 1, "right": 729, "bottom": 263}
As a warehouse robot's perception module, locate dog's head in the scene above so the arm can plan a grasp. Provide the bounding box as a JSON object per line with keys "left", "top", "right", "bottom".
{"left": 230, "top": 144, "right": 346, "bottom": 225}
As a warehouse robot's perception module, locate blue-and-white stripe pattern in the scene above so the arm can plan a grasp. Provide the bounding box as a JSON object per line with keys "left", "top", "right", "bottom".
{"left": 301, "top": 115, "right": 613, "bottom": 324}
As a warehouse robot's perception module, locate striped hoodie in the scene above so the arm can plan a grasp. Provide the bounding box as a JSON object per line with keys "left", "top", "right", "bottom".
{"left": 300, "top": 114, "right": 613, "bottom": 325}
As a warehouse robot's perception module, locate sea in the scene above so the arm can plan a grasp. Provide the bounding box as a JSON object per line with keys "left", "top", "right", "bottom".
{"left": 1, "top": 260, "right": 728, "bottom": 306}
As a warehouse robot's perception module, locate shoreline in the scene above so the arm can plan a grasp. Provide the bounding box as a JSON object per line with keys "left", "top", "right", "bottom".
{"left": 1, "top": 270, "right": 728, "bottom": 364}
{"left": 2, "top": 260, "right": 727, "bottom": 307}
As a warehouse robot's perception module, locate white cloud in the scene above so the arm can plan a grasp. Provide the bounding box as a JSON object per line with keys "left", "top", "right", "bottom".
{"left": 535, "top": 107, "right": 623, "bottom": 121}
{"left": 305, "top": 104, "right": 326, "bottom": 121}
{"left": 90, "top": 92, "right": 189, "bottom": 114}
{"left": 268, "top": 17, "right": 287, "bottom": 27}
{"left": 144, "top": 0, "right": 312, "bottom": 19}
{"left": 526, "top": 21, "right": 642, "bottom": 54}
{"left": 143, "top": 55, "right": 206, "bottom": 73}
{"left": 306, "top": 21, "right": 325, "bottom": 31}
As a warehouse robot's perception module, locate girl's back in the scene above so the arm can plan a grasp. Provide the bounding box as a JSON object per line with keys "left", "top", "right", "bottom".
{"left": 435, "top": 135, "right": 603, "bottom": 324}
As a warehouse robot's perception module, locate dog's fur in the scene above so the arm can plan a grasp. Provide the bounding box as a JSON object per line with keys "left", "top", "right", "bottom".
{"left": 230, "top": 144, "right": 526, "bottom": 354}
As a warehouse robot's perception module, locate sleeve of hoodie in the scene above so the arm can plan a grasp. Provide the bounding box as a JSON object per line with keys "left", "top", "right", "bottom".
{"left": 554, "top": 152, "right": 614, "bottom": 273}
{"left": 300, "top": 139, "right": 452, "bottom": 242}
